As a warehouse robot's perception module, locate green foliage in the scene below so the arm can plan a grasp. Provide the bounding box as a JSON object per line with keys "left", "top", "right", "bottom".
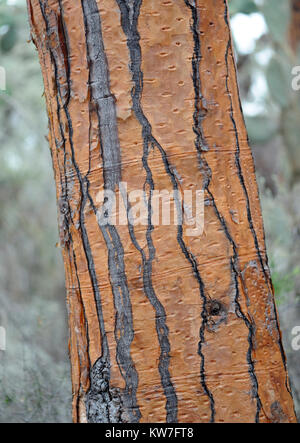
{"left": 282, "top": 103, "right": 300, "bottom": 173}
{"left": 266, "top": 55, "right": 292, "bottom": 107}
{"left": 5, "top": 395, "right": 13, "bottom": 405}
{"left": 245, "top": 114, "right": 277, "bottom": 144}
{"left": 230, "top": 0, "right": 258, "bottom": 15}
{"left": 0, "top": 9, "right": 18, "bottom": 53}
{"left": 229, "top": 0, "right": 300, "bottom": 415}
{"left": 1, "top": 23, "right": 17, "bottom": 52}
{"left": 272, "top": 263, "right": 300, "bottom": 305}
{"left": 261, "top": 0, "right": 291, "bottom": 44}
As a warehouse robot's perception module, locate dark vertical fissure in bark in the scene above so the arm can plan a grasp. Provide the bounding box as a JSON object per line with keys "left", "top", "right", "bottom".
{"left": 81, "top": 0, "right": 121, "bottom": 192}
{"left": 33, "top": 1, "right": 91, "bottom": 421}
{"left": 116, "top": 0, "right": 179, "bottom": 423}
{"left": 87, "top": 192, "right": 141, "bottom": 423}
{"left": 184, "top": 0, "right": 265, "bottom": 421}
{"left": 223, "top": 1, "right": 294, "bottom": 407}
{"left": 38, "top": 0, "right": 109, "bottom": 355}
{"left": 81, "top": 0, "right": 140, "bottom": 422}
{"left": 38, "top": 0, "right": 134, "bottom": 424}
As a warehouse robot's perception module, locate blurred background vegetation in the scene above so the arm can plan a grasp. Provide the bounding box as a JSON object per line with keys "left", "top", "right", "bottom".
{"left": 0, "top": 0, "right": 299, "bottom": 422}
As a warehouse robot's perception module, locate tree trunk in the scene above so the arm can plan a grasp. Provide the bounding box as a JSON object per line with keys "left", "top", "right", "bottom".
{"left": 27, "top": 0, "right": 297, "bottom": 423}
{"left": 290, "top": 0, "right": 300, "bottom": 52}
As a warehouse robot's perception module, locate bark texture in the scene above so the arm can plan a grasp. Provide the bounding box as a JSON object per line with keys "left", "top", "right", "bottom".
{"left": 290, "top": 0, "right": 300, "bottom": 52}
{"left": 27, "top": 0, "right": 297, "bottom": 423}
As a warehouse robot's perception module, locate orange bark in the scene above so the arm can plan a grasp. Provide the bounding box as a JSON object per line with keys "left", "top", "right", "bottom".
{"left": 27, "top": 0, "right": 296, "bottom": 423}
{"left": 290, "top": 0, "right": 300, "bottom": 52}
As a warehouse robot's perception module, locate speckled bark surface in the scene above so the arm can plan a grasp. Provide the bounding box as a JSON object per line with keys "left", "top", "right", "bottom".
{"left": 27, "top": 0, "right": 297, "bottom": 423}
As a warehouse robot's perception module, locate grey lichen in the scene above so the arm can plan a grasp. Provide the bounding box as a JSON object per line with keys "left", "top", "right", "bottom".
{"left": 85, "top": 358, "right": 128, "bottom": 423}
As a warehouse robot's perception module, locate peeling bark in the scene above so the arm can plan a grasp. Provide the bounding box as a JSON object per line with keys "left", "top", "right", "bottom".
{"left": 27, "top": 0, "right": 297, "bottom": 423}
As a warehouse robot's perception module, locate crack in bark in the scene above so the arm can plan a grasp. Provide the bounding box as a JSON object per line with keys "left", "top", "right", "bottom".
{"left": 71, "top": 243, "right": 91, "bottom": 420}
{"left": 184, "top": 0, "right": 209, "bottom": 153}
{"left": 81, "top": 0, "right": 140, "bottom": 423}
{"left": 116, "top": 0, "right": 179, "bottom": 423}
{"left": 39, "top": 0, "right": 112, "bottom": 420}
{"left": 223, "top": 0, "right": 294, "bottom": 407}
{"left": 81, "top": 0, "right": 121, "bottom": 192}
{"left": 40, "top": 0, "right": 141, "bottom": 423}
{"left": 184, "top": 0, "right": 265, "bottom": 421}
{"left": 88, "top": 193, "right": 141, "bottom": 423}
{"left": 35, "top": 0, "right": 71, "bottom": 248}
{"left": 34, "top": 1, "right": 92, "bottom": 421}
